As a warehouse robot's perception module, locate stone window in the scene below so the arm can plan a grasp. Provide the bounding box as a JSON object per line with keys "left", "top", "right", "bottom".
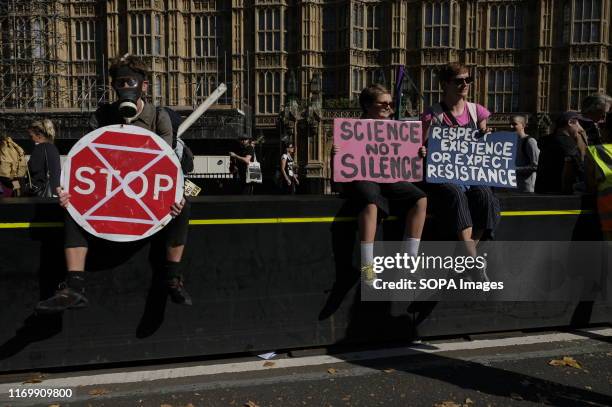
{"left": 489, "top": 3, "right": 522, "bottom": 49}
{"left": 75, "top": 20, "right": 96, "bottom": 60}
{"left": 258, "top": 71, "right": 281, "bottom": 114}
{"left": 130, "top": 14, "right": 151, "bottom": 55}
{"left": 569, "top": 64, "right": 599, "bottom": 109}
{"left": 257, "top": 8, "right": 281, "bottom": 52}
{"left": 487, "top": 69, "right": 519, "bottom": 112}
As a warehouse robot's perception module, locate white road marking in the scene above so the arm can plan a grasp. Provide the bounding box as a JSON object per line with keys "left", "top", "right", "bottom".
{"left": 0, "top": 328, "right": 609, "bottom": 393}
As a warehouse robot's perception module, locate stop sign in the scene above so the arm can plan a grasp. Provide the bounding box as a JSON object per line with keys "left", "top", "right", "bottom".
{"left": 61, "top": 125, "right": 184, "bottom": 242}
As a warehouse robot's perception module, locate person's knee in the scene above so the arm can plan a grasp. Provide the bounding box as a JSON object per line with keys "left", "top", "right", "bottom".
{"left": 363, "top": 203, "right": 377, "bottom": 213}
{"left": 415, "top": 196, "right": 427, "bottom": 211}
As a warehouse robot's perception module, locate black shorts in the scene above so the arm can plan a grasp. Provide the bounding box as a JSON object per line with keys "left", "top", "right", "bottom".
{"left": 424, "top": 183, "right": 500, "bottom": 238}
{"left": 64, "top": 199, "right": 190, "bottom": 249}
{"left": 343, "top": 181, "right": 426, "bottom": 216}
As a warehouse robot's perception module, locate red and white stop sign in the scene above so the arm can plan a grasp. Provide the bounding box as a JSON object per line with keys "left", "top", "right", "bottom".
{"left": 61, "top": 125, "right": 184, "bottom": 242}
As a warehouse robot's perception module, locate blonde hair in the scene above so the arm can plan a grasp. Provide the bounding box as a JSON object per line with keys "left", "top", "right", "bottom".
{"left": 28, "top": 119, "right": 56, "bottom": 143}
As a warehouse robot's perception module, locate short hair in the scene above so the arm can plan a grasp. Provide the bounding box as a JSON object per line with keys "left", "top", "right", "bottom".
{"left": 28, "top": 119, "right": 56, "bottom": 142}
{"left": 359, "top": 84, "right": 391, "bottom": 113}
{"left": 437, "top": 62, "right": 470, "bottom": 83}
{"left": 581, "top": 94, "right": 612, "bottom": 114}
{"left": 108, "top": 54, "right": 149, "bottom": 79}
{"left": 511, "top": 115, "right": 527, "bottom": 125}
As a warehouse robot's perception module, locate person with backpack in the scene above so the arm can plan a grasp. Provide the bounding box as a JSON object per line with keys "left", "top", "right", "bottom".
{"left": 35, "top": 54, "right": 192, "bottom": 314}
{"left": 26, "top": 119, "right": 61, "bottom": 197}
{"left": 420, "top": 63, "right": 500, "bottom": 262}
{"left": 510, "top": 115, "right": 539, "bottom": 193}
{"left": 0, "top": 133, "right": 28, "bottom": 197}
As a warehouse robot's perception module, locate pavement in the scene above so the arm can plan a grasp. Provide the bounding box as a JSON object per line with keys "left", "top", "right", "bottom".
{"left": 0, "top": 327, "right": 611, "bottom": 407}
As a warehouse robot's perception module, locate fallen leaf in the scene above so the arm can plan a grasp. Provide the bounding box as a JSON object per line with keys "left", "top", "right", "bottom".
{"left": 342, "top": 395, "right": 351, "bottom": 401}
{"left": 464, "top": 398, "right": 474, "bottom": 404}
{"left": 263, "top": 361, "right": 275, "bottom": 368}
{"left": 88, "top": 388, "right": 109, "bottom": 396}
{"left": 510, "top": 393, "right": 524, "bottom": 400}
{"left": 327, "top": 368, "right": 337, "bottom": 374}
{"left": 23, "top": 374, "right": 45, "bottom": 384}
{"left": 383, "top": 368, "right": 395, "bottom": 373}
{"left": 434, "top": 401, "right": 461, "bottom": 407}
{"left": 244, "top": 401, "right": 260, "bottom": 407}
{"left": 549, "top": 356, "right": 582, "bottom": 369}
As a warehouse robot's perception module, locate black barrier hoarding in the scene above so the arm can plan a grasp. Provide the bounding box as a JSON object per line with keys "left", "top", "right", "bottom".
{"left": 362, "top": 241, "right": 611, "bottom": 301}
{"left": 0, "top": 195, "right": 610, "bottom": 373}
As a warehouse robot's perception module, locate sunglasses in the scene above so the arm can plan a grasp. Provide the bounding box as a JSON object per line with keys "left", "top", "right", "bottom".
{"left": 112, "top": 78, "right": 140, "bottom": 88}
{"left": 452, "top": 77, "right": 474, "bottom": 86}
{"left": 375, "top": 101, "right": 393, "bottom": 108}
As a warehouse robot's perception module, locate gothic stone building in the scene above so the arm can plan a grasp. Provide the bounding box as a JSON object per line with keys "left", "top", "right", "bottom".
{"left": 1, "top": 0, "right": 611, "bottom": 190}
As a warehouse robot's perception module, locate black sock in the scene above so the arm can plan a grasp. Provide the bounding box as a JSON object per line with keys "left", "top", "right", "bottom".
{"left": 66, "top": 271, "right": 85, "bottom": 292}
{"left": 164, "top": 260, "right": 182, "bottom": 282}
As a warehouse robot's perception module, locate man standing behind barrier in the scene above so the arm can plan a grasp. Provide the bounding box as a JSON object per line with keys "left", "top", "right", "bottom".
{"left": 510, "top": 115, "right": 539, "bottom": 193}
{"left": 579, "top": 94, "right": 611, "bottom": 145}
{"left": 230, "top": 136, "right": 255, "bottom": 195}
{"left": 36, "top": 55, "right": 192, "bottom": 313}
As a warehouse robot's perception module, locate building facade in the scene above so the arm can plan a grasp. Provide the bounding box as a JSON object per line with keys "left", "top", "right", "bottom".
{"left": 1, "top": 0, "right": 611, "bottom": 188}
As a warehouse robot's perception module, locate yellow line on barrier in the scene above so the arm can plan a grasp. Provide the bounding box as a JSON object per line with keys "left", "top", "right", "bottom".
{"left": 0, "top": 222, "right": 64, "bottom": 229}
{"left": 0, "top": 211, "right": 593, "bottom": 229}
{"left": 500, "top": 210, "right": 593, "bottom": 216}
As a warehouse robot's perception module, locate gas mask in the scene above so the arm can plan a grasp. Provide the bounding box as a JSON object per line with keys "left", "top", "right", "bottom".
{"left": 112, "top": 67, "right": 145, "bottom": 120}
{"left": 116, "top": 86, "right": 142, "bottom": 119}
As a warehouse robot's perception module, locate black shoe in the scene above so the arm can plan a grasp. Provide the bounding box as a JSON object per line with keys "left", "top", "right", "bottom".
{"left": 35, "top": 284, "right": 89, "bottom": 314}
{"left": 167, "top": 278, "right": 192, "bottom": 306}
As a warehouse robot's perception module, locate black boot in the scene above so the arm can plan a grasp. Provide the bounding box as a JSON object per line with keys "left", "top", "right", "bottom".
{"left": 167, "top": 277, "right": 192, "bottom": 306}
{"left": 35, "top": 274, "right": 88, "bottom": 314}
{"left": 164, "top": 260, "right": 192, "bottom": 305}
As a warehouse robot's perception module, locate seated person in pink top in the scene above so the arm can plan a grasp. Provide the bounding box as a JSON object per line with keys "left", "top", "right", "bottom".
{"left": 420, "top": 63, "right": 500, "bottom": 267}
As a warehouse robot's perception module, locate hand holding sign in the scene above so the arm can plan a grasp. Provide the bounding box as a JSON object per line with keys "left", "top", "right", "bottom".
{"left": 425, "top": 126, "right": 518, "bottom": 188}
{"left": 333, "top": 118, "right": 423, "bottom": 183}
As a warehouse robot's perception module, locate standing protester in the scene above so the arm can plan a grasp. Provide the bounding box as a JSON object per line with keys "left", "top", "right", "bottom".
{"left": 26, "top": 119, "right": 61, "bottom": 197}
{"left": 510, "top": 115, "right": 539, "bottom": 193}
{"left": 230, "top": 136, "right": 255, "bottom": 195}
{"left": 586, "top": 142, "right": 612, "bottom": 240}
{"left": 36, "top": 55, "right": 192, "bottom": 314}
{"left": 280, "top": 142, "right": 299, "bottom": 194}
{"left": 579, "top": 94, "right": 612, "bottom": 145}
{"left": 421, "top": 63, "right": 500, "bottom": 261}
{"left": 535, "top": 111, "right": 587, "bottom": 195}
{"left": 334, "top": 84, "right": 427, "bottom": 285}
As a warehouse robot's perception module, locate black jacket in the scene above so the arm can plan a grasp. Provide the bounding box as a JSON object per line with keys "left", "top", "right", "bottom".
{"left": 28, "top": 142, "right": 61, "bottom": 191}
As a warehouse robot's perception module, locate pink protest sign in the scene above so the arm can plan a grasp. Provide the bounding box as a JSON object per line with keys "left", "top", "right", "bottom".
{"left": 333, "top": 118, "right": 423, "bottom": 183}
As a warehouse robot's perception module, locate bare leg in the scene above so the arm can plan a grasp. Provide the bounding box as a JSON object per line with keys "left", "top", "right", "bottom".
{"left": 404, "top": 197, "right": 427, "bottom": 239}
{"left": 65, "top": 247, "right": 88, "bottom": 271}
{"left": 358, "top": 203, "right": 378, "bottom": 242}
{"left": 166, "top": 245, "right": 184, "bottom": 262}
{"left": 458, "top": 227, "right": 477, "bottom": 257}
